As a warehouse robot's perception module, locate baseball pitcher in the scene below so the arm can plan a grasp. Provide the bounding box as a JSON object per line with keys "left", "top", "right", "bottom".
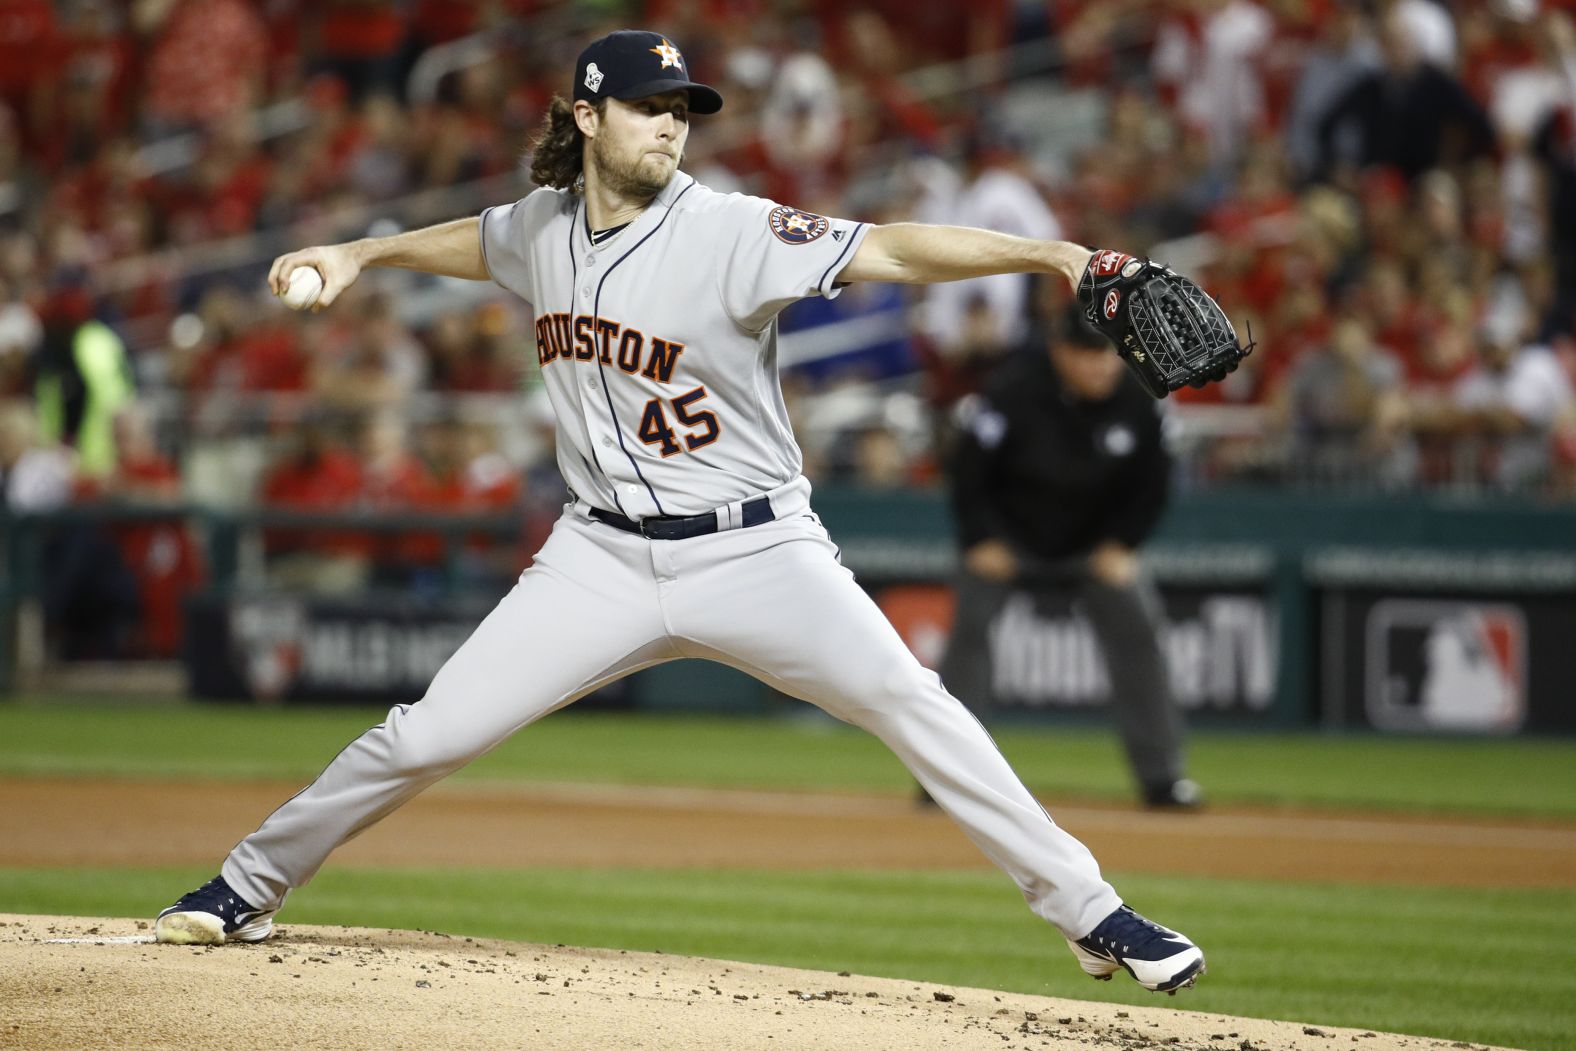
{"left": 156, "top": 29, "right": 1247, "bottom": 994}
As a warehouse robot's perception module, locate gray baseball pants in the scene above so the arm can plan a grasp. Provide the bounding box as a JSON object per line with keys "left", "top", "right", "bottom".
{"left": 221, "top": 506, "right": 1123, "bottom": 939}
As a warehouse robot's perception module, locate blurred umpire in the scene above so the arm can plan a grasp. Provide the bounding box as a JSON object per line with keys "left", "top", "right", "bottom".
{"left": 936, "top": 303, "right": 1201, "bottom": 810}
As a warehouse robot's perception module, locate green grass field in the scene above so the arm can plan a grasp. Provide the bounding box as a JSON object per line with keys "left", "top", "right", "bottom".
{"left": 3, "top": 700, "right": 1575, "bottom": 1049}
{"left": 3, "top": 700, "right": 1576, "bottom": 816}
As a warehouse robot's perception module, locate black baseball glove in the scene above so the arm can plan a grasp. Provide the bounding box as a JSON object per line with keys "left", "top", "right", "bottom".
{"left": 1076, "top": 250, "right": 1254, "bottom": 399}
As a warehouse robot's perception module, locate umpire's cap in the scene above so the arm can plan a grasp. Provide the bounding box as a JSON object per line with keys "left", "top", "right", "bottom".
{"left": 574, "top": 30, "right": 724, "bottom": 114}
{"left": 1053, "top": 301, "right": 1111, "bottom": 351}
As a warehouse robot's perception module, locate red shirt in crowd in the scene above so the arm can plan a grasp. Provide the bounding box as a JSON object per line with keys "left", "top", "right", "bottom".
{"left": 396, "top": 456, "right": 522, "bottom": 565}
{"left": 315, "top": 0, "right": 404, "bottom": 61}
{"left": 115, "top": 454, "right": 203, "bottom": 658}
{"left": 260, "top": 445, "right": 367, "bottom": 557}
{"left": 0, "top": 0, "right": 58, "bottom": 96}
{"left": 189, "top": 325, "right": 308, "bottom": 393}
{"left": 144, "top": 0, "right": 269, "bottom": 127}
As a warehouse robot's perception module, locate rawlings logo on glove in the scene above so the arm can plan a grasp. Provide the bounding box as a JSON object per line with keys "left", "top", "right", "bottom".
{"left": 1076, "top": 250, "right": 1254, "bottom": 399}
{"left": 1090, "top": 249, "right": 1137, "bottom": 277}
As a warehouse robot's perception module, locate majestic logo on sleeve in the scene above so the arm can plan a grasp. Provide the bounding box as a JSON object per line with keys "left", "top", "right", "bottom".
{"left": 768, "top": 206, "right": 830, "bottom": 245}
{"left": 649, "top": 38, "right": 685, "bottom": 71}
{"left": 584, "top": 63, "right": 605, "bottom": 93}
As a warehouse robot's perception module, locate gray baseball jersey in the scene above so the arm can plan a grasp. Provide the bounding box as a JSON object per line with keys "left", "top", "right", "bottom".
{"left": 480, "top": 170, "right": 865, "bottom": 517}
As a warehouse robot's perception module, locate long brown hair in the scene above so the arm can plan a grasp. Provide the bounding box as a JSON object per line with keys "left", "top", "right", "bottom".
{"left": 528, "top": 95, "right": 602, "bottom": 192}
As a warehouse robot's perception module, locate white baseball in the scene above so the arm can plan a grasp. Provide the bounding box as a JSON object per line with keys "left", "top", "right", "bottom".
{"left": 280, "top": 267, "right": 324, "bottom": 311}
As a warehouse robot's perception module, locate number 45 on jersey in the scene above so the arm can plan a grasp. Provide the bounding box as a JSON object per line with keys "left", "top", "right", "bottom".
{"left": 639, "top": 387, "right": 720, "bottom": 457}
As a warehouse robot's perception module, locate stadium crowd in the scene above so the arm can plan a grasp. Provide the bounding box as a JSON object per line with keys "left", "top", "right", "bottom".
{"left": 5, "top": 0, "right": 1576, "bottom": 654}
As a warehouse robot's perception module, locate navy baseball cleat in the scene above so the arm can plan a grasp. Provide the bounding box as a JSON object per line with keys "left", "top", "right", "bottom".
{"left": 155, "top": 875, "right": 274, "bottom": 945}
{"left": 1068, "top": 905, "right": 1205, "bottom": 994}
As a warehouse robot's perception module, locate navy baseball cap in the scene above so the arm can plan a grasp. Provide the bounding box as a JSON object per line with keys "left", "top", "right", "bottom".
{"left": 574, "top": 30, "right": 723, "bottom": 114}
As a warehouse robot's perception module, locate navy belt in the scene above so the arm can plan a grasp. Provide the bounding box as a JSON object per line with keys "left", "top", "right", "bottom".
{"left": 590, "top": 495, "right": 775, "bottom": 540}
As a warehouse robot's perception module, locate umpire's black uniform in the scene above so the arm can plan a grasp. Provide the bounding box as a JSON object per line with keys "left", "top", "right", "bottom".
{"left": 938, "top": 314, "right": 1195, "bottom": 808}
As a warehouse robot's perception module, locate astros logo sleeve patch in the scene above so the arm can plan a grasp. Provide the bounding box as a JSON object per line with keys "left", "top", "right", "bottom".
{"left": 768, "top": 206, "right": 830, "bottom": 245}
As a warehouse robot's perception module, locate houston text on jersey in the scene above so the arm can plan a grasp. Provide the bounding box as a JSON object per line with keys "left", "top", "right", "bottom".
{"left": 534, "top": 312, "right": 686, "bottom": 382}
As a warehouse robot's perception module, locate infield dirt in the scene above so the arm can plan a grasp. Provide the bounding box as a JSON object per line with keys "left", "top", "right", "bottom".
{"left": 3, "top": 775, "right": 1574, "bottom": 885}
{"left": 0, "top": 914, "right": 1523, "bottom": 1051}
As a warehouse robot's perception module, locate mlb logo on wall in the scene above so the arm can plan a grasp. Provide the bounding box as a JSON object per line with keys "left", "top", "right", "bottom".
{"left": 1364, "top": 600, "right": 1527, "bottom": 733}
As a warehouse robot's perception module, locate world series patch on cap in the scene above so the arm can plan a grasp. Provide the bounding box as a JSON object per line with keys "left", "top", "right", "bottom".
{"left": 574, "top": 30, "right": 724, "bottom": 114}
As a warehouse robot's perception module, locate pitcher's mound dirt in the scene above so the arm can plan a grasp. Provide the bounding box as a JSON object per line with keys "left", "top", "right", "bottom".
{"left": 0, "top": 915, "right": 1516, "bottom": 1051}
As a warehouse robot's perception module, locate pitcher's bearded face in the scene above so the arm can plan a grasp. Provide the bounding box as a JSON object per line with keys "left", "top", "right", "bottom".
{"left": 590, "top": 93, "right": 689, "bottom": 196}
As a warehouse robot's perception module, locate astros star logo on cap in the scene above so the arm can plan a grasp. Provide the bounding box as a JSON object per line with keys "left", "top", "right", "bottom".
{"left": 649, "top": 38, "right": 685, "bottom": 71}
{"left": 572, "top": 30, "right": 724, "bottom": 114}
